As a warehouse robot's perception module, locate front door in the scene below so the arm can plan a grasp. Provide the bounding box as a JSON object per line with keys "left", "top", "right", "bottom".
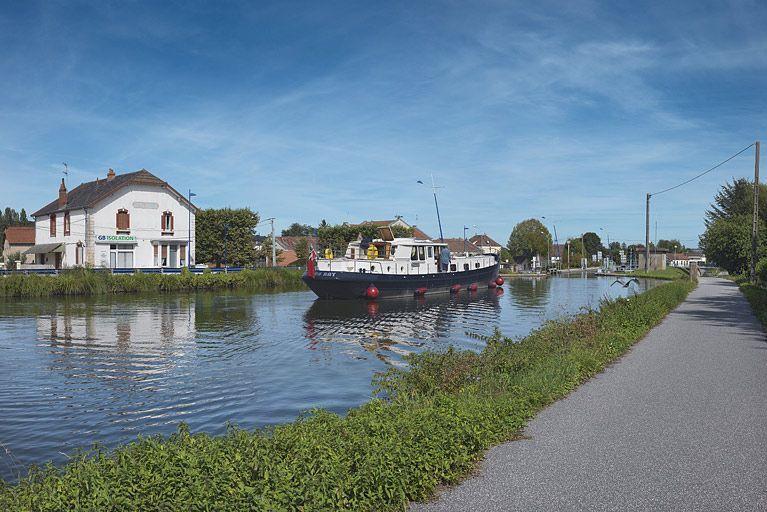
{"left": 54, "top": 252, "right": 62, "bottom": 269}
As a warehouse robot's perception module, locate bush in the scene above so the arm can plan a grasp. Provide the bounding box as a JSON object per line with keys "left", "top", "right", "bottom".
{"left": 0, "top": 280, "right": 694, "bottom": 510}
{"left": 755, "top": 257, "right": 767, "bottom": 285}
{"left": 0, "top": 268, "right": 305, "bottom": 298}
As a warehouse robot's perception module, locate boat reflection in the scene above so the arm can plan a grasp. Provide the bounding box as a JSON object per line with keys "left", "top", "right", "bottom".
{"left": 303, "top": 287, "right": 504, "bottom": 365}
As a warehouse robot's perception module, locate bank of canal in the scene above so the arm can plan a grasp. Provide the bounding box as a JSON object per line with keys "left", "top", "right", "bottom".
{"left": 0, "top": 274, "right": 660, "bottom": 481}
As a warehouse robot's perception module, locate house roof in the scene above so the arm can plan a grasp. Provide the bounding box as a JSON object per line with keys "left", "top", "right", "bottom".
{"left": 469, "top": 234, "right": 501, "bottom": 247}
{"left": 442, "top": 238, "right": 480, "bottom": 253}
{"left": 33, "top": 169, "right": 198, "bottom": 217}
{"left": 4, "top": 226, "right": 35, "bottom": 245}
{"left": 668, "top": 252, "right": 690, "bottom": 260}
{"left": 278, "top": 250, "right": 298, "bottom": 267}
{"left": 411, "top": 226, "right": 431, "bottom": 240}
{"left": 275, "top": 236, "right": 318, "bottom": 251}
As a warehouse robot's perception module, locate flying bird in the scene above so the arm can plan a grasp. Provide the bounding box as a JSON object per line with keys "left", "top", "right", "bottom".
{"left": 611, "top": 278, "right": 640, "bottom": 288}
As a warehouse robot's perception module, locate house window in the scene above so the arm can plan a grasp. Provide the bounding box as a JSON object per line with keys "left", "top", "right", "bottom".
{"left": 116, "top": 209, "right": 130, "bottom": 233}
{"left": 109, "top": 244, "right": 134, "bottom": 268}
{"left": 64, "top": 212, "right": 71, "bottom": 236}
{"left": 50, "top": 214, "right": 56, "bottom": 237}
{"left": 180, "top": 244, "right": 186, "bottom": 267}
{"left": 153, "top": 244, "right": 159, "bottom": 266}
{"left": 76, "top": 243, "right": 83, "bottom": 265}
{"left": 161, "top": 244, "right": 168, "bottom": 266}
{"left": 161, "top": 211, "right": 174, "bottom": 233}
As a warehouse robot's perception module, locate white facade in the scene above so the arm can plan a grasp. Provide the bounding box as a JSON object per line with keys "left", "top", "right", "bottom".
{"left": 33, "top": 178, "right": 196, "bottom": 269}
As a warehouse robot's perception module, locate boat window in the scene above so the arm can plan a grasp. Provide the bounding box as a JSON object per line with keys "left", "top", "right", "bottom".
{"left": 475, "top": 262, "right": 480, "bottom": 268}
{"left": 418, "top": 246, "right": 425, "bottom": 261}
{"left": 351, "top": 248, "right": 355, "bottom": 259}
{"left": 428, "top": 247, "right": 433, "bottom": 258}
{"left": 411, "top": 247, "right": 418, "bottom": 261}
{"left": 450, "top": 263, "right": 457, "bottom": 272}
{"left": 464, "top": 263, "right": 470, "bottom": 271}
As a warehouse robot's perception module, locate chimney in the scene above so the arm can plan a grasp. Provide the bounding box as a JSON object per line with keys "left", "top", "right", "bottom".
{"left": 58, "top": 178, "right": 67, "bottom": 207}
{"left": 107, "top": 168, "right": 116, "bottom": 181}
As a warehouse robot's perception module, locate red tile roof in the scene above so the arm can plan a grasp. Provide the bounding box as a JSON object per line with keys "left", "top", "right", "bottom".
{"left": 278, "top": 250, "right": 299, "bottom": 267}
{"left": 275, "top": 236, "right": 318, "bottom": 251}
{"left": 469, "top": 234, "right": 501, "bottom": 247}
{"left": 4, "top": 226, "right": 35, "bottom": 245}
{"left": 442, "top": 238, "right": 480, "bottom": 253}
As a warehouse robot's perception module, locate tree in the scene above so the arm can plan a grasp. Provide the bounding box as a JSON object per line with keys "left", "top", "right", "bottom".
{"left": 581, "top": 232, "right": 602, "bottom": 257}
{"left": 657, "top": 239, "right": 685, "bottom": 253}
{"left": 700, "top": 179, "right": 767, "bottom": 274}
{"left": 705, "top": 178, "right": 767, "bottom": 226}
{"left": 196, "top": 208, "right": 260, "bottom": 267}
{"left": 507, "top": 219, "right": 551, "bottom": 263}
{"left": 294, "top": 238, "right": 309, "bottom": 265}
{"left": 699, "top": 215, "right": 762, "bottom": 274}
{"left": 281, "top": 223, "right": 315, "bottom": 237}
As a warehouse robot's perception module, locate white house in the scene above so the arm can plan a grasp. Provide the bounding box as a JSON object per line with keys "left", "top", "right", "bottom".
{"left": 28, "top": 169, "right": 197, "bottom": 269}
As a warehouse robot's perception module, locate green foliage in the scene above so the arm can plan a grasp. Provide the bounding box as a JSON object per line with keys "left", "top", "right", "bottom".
{"left": 737, "top": 280, "right": 767, "bottom": 329}
{"left": 318, "top": 224, "right": 414, "bottom": 253}
{"left": 255, "top": 237, "right": 283, "bottom": 266}
{"left": 699, "top": 215, "right": 764, "bottom": 274}
{"left": 0, "top": 268, "right": 304, "bottom": 298}
{"left": 581, "top": 232, "right": 602, "bottom": 257}
{"left": 631, "top": 267, "right": 689, "bottom": 280}
{"left": 281, "top": 223, "right": 315, "bottom": 237}
{"left": 756, "top": 257, "right": 767, "bottom": 285}
{"left": 705, "top": 178, "right": 767, "bottom": 226}
{"left": 0, "top": 281, "right": 693, "bottom": 510}
{"left": 656, "top": 239, "right": 685, "bottom": 252}
{"left": 507, "top": 219, "right": 550, "bottom": 263}
{"left": 293, "top": 237, "right": 310, "bottom": 265}
{"left": 196, "top": 208, "right": 260, "bottom": 267}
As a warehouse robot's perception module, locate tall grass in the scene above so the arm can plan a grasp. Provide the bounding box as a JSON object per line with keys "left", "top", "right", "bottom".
{"left": 630, "top": 267, "right": 689, "bottom": 280}
{"left": 0, "top": 268, "right": 305, "bottom": 298}
{"left": 0, "top": 280, "right": 694, "bottom": 511}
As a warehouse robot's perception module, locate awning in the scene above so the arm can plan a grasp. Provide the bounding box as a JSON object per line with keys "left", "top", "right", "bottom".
{"left": 24, "top": 243, "right": 64, "bottom": 255}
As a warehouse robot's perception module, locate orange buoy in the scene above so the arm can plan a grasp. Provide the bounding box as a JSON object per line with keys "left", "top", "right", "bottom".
{"left": 495, "top": 276, "right": 504, "bottom": 286}
{"left": 468, "top": 283, "right": 478, "bottom": 291}
{"left": 450, "top": 284, "right": 462, "bottom": 293}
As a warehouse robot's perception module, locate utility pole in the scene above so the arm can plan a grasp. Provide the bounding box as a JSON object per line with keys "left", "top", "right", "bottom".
{"left": 581, "top": 234, "right": 586, "bottom": 269}
{"left": 188, "top": 189, "right": 196, "bottom": 268}
{"left": 645, "top": 193, "right": 651, "bottom": 271}
{"left": 751, "top": 141, "right": 761, "bottom": 283}
{"left": 271, "top": 218, "right": 276, "bottom": 267}
{"left": 463, "top": 225, "right": 468, "bottom": 253}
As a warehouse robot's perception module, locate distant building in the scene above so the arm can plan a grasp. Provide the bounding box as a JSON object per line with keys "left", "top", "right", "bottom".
{"left": 636, "top": 246, "right": 668, "bottom": 271}
{"left": 668, "top": 251, "right": 706, "bottom": 268}
{"left": 29, "top": 169, "right": 197, "bottom": 269}
{"left": 3, "top": 226, "right": 35, "bottom": 264}
{"left": 469, "top": 234, "right": 502, "bottom": 255}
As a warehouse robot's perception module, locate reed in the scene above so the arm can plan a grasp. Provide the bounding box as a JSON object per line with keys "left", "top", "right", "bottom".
{"left": 0, "top": 268, "right": 305, "bottom": 298}
{"left": 0, "top": 280, "right": 694, "bottom": 511}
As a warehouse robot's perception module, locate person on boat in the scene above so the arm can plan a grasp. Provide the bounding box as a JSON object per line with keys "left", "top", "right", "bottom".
{"left": 439, "top": 246, "right": 451, "bottom": 272}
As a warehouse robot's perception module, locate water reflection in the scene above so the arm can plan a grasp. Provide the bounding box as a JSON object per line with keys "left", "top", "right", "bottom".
{"left": 0, "top": 276, "right": 657, "bottom": 481}
{"left": 304, "top": 288, "right": 503, "bottom": 365}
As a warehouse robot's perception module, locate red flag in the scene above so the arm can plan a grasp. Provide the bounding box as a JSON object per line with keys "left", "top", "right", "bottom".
{"left": 307, "top": 247, "right": 317, "bottom": 278}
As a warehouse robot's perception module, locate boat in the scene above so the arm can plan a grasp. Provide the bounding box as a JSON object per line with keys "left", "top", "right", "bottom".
{"left": 302, "top": 227, "right": 502, "bottom": 300}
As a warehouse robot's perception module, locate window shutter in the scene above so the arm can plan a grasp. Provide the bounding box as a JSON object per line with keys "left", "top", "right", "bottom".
{"left": 126, "top": 211, "right": 130, "bottom": 229}
{"left": 170, "top": 214, "right": 174, "bottom": 231}
{"left": 162, "top": 245, "right": 168, "bottom": 258}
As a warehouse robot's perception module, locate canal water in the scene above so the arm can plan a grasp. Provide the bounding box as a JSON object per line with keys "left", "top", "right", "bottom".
{"left": 0, "top": 275, "right": 659, "bottom": 481}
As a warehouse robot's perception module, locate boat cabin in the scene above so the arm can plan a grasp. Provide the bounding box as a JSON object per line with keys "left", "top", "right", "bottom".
{"left": 316, "top": 227, "right": 496, "bottom": 276}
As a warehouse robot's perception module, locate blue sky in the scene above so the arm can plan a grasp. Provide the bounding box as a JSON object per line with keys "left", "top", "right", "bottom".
{"left": 1, "top": 1, "right": 765, "bottom": 247}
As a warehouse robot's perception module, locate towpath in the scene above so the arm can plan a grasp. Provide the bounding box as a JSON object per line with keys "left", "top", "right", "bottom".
{"left": 413, "top": 278, "right": 767, "bottom": 511}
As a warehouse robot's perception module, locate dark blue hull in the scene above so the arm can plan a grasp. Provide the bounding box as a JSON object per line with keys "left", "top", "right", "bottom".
{"left": 302, "top": 263, "right": 500, "bottom": 299}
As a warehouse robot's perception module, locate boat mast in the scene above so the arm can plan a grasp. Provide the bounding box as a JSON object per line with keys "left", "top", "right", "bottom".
{"left": 431, "top": 173, "right": 444, "bottom": 242}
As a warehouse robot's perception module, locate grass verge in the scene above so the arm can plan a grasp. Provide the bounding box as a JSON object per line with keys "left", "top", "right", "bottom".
{"left": 629, "top": 267, "right": 689, "bottom": 280}
{"left": 0, "top": 268, "right": 305, "bottom": 298}
{"left": 729, "top": 275, "right": 767, "bottom": 329}
{"left": 0, "top": 280, "right": 694, "bottom": 511}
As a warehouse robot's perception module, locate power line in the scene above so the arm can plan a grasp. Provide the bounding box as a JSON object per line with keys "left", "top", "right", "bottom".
{"left": 651, "top": 143, "right": 755, "bottom": 197}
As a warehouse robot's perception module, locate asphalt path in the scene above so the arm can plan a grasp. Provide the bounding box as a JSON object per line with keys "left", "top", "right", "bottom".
{"left": 412, "top": 278, "right": 767, "bottom": 511}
